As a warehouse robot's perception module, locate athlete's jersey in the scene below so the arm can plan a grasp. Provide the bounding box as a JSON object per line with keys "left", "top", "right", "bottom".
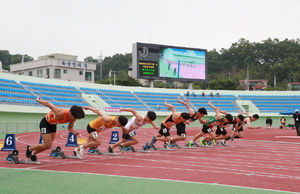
{"left": 183, "top": 112, "right": 198, "bottom": 125}
{"left": 89, "top": 116, "right": 118, "bottom": 132}
{"left": 45, "top": 109, "right": 75, "bottom": 124}
{"left": 162, "top": 113, "right": 182, "bottom": 129}
{"left": 205, "top": 116, "right": 224, "bottom": 128}
{"left": 223, "top": 117, "right": 244, "bottom": 130}
{"left": 125, "top": 115, "right": 149, "bottom": 131}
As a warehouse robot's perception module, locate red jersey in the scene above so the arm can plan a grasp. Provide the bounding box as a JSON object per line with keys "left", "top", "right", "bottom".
{"left": 45, "top": 109, "right": 76, "bottom": 124}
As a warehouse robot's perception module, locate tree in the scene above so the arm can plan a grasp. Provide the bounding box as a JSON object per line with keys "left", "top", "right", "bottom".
{"left": 117, "top": 76, "right": 142, "bottom": 86}
{"left": 11, "top": 54, "right": 34, "bottom": 65}
{"left": 208, "top": 77, "right": 238, "bottom": 90}
{"left": 0, "top": 50, "right": 11, "bottom": 70}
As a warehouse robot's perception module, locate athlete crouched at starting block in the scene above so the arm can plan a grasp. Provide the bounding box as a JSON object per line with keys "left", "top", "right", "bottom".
{"left": 187, "top": 102, "right": 233, "bottom": 147}
{"left": 169, "top": 97, "right": 207, "bottom": 147}
{"left": 108, "top": 108, "right": 158, "bottom": 153}
{"left": 145, "top": 102, "right": 190, "bottom": 150}
{"left": 26, "top": 97, "right": 85, "bottom": 162}
{"left": 74, "top": 107, "right": 128, "bottom": 157}
{"left": 215, "top": 113, "right": 245, "bottom": 146}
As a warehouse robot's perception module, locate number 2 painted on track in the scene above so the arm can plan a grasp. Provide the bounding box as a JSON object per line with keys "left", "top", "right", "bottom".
{"left": 112, "top": 133, "right": 118, "bottom": 140}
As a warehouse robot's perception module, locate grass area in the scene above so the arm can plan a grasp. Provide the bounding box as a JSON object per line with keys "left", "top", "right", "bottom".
{"left": 0, "top": 168, "right": 290, "bottom": 194}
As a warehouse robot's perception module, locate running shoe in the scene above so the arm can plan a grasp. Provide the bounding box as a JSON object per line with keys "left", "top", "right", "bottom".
{"left": 74, "top": 148, "right": 81, "bottom": 157}
{"left": 146, "top": 142, "right": 152, "bottom": 149}
{"left": 170, "top": 143, "right": 176, "bottom": 147}
{"left": 30, "top": 154, "right": 37, "bottom": 161}
{"left": 164, "top": 142, "right": 170, "bottom": 149}
{"left": 151, "top": 136, "right": 157, "bottom": 145}
{"left": 79, "top": 145, "right": 85, "bottom": 157}
{"left": 143, "top": 142, "right": 151, "bottom": 150}
{"left": 220, "top": 139, "right": 227, "bottom": 146}
{"left": 212, "top": 139, "right": 217, "bottom": 145}
{"left": 26, "top": 145, "right": 32, "bottom": 158}
{"left": 200, "top": 138, "right": 208, "bottom": 146}
{"left": 187, "top": 140, "right": 194, "bottom": 147}
{"left": 119, "top": 145, "right": 124, "bottom": 154}
{"left": 107, "top": 146, "right": 114, "bottom": 153}
{"left": 129, "top": 146, "right": 135, "bottom": 152}
{"left": 89, "top": 146, "right": 97, "bottom": 150}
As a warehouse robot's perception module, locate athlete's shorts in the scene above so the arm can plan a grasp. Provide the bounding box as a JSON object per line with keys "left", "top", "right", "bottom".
{"left": 87, "top": 124, "right": 97, "bottom": 133}
{"left": 122, "top": 131, "right": 136, "bottom": 140}
{"left": 201, "top": 125, "right": 213, "bottom": 134}
{"left": 216, "top": 127, "right": 227, "bottom": 135}
{"left": 158, "top": 123, "right": 170, "bottom": 137}
{"left": 39, "top": 117, "right": 57, "bottom": 134}
{"left": 175, "top": 122, "right": 187, "bottom": 137}
{"left": 237, "top": 127, "right": 244, "bottom": 132}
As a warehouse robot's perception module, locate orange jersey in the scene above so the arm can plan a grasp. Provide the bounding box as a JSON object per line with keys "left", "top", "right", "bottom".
{"left": 45, "top": 109, "right": 76, "bottom": 124}
{"left": 89, "top": 116, "right": 118, "bottom": 132}
{"left": 162, "top": 113, "right": 182, "bottom": 129}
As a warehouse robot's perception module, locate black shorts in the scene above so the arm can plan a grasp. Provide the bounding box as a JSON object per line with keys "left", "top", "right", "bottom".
{"left": 122, "top": 131, "right": 136, "bottom": 140}
{"left": 176, "top": 122, "right": 187, "bottom": 137}
{"left": 87, "top": 124, "right": 97, "bottom": 133}
{"left": 39, "top": 117, "right": 57, "bottom": 134}
{"left": 201, "top": 125, "right": 213, "bottom": 134}
{"left": 158, "top": 123, "right": 170, "bottom": 137}
{"left": 237, "top": 127, "right": 244, "bottom": 132}
{"left": 216, "top": 127, "right": 227, "bottom": 135}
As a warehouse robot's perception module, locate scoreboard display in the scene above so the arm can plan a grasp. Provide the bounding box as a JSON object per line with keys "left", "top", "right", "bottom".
{"left": 132, "top": 42, "right": 207, "bottom": 81}
{"left": 138, "top": 61, "right": 158, "bottom": 77}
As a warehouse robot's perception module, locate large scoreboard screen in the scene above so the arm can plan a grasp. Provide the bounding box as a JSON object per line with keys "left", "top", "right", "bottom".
{"left": 132, "top": 42, "right": 207, "bottom": 81}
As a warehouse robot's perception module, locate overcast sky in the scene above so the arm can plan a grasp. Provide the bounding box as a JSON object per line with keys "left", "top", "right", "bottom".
{"left": 1, "top": 0, "right": 300, "bottom": 61}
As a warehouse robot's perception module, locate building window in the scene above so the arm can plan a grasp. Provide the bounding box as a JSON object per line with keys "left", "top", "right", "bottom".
{"left": 54, "top": 69, "right": 61, "bottom": 78}
{"left": 63, "top": 69, "right": 68, "bottom": 74}
{"left": 46, "top": 69, "right": 49, "bottom": 78}
{"left": 85, "top": 72, "right": 92, "bottom": 81}
{"left": 79, "top": 71, "right": 83, "bottom": 75}
{"left": 28, "top": 71, "right": 33, "bottom": 76}
{"left": 37, "top": 69, "right": 43, "bottom": 77}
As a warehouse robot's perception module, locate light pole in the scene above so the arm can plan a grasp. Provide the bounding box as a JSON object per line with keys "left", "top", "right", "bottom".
{"left": 246, "top": 63, "right": 249, "bottom": 90}
{"left": 98, "top": 51, "right": 105, "bottom": 81}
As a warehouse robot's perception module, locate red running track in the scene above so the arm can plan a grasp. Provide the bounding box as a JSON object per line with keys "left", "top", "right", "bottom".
{"left": 1, "top": 127, "right": 300, "bottom": 193}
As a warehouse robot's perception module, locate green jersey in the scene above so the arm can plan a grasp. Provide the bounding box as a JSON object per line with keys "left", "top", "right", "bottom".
{"left": 204, "top": 116, "right": 224, "bottom": 128}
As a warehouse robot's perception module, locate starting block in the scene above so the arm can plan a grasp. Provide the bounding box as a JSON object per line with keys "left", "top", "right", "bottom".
{"left": 171, "top": 142, "right": 196, "bottom": 149}
{"left": 87, "top": 146, "right": 118, "bottom": 156}
{"left": 152, "top": 144, "right": 172, "bottom": 151}
{"left": 50, "top": 146, "right": 83, "bottom": 159}
{"left": 6, "top": 150, "right": 42, "bottom": 165}
{"left": 126, "top": 145, "right": 151, "bottom": 153}
{"left": 185, "top": 142, "right": 213, "bottom": 148}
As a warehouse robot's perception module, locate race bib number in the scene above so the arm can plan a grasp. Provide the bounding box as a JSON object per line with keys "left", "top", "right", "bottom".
{"left": 181, "top": 133, "right": 186, "bottom": 137}
{"left": 162, "top": 128, "right": 168, "bottom": 133}
{"left": 91, "top": 132, "right": 98, "bottom": 138}
{"left": 207, "top": 128, "right": 213, "bottom": 133}
{"left": 129, "top": 131, "right": 135, "bottom": 137}
{"left": 41, "top": 127, "right": 47, "bottom": 134}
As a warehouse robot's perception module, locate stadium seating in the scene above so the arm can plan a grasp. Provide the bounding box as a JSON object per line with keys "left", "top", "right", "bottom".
{"left": 1, "top": 78, "right": 299, "bottom": 114}
{"left": 238, "top": 95, "right": 300, "bottom": 113}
